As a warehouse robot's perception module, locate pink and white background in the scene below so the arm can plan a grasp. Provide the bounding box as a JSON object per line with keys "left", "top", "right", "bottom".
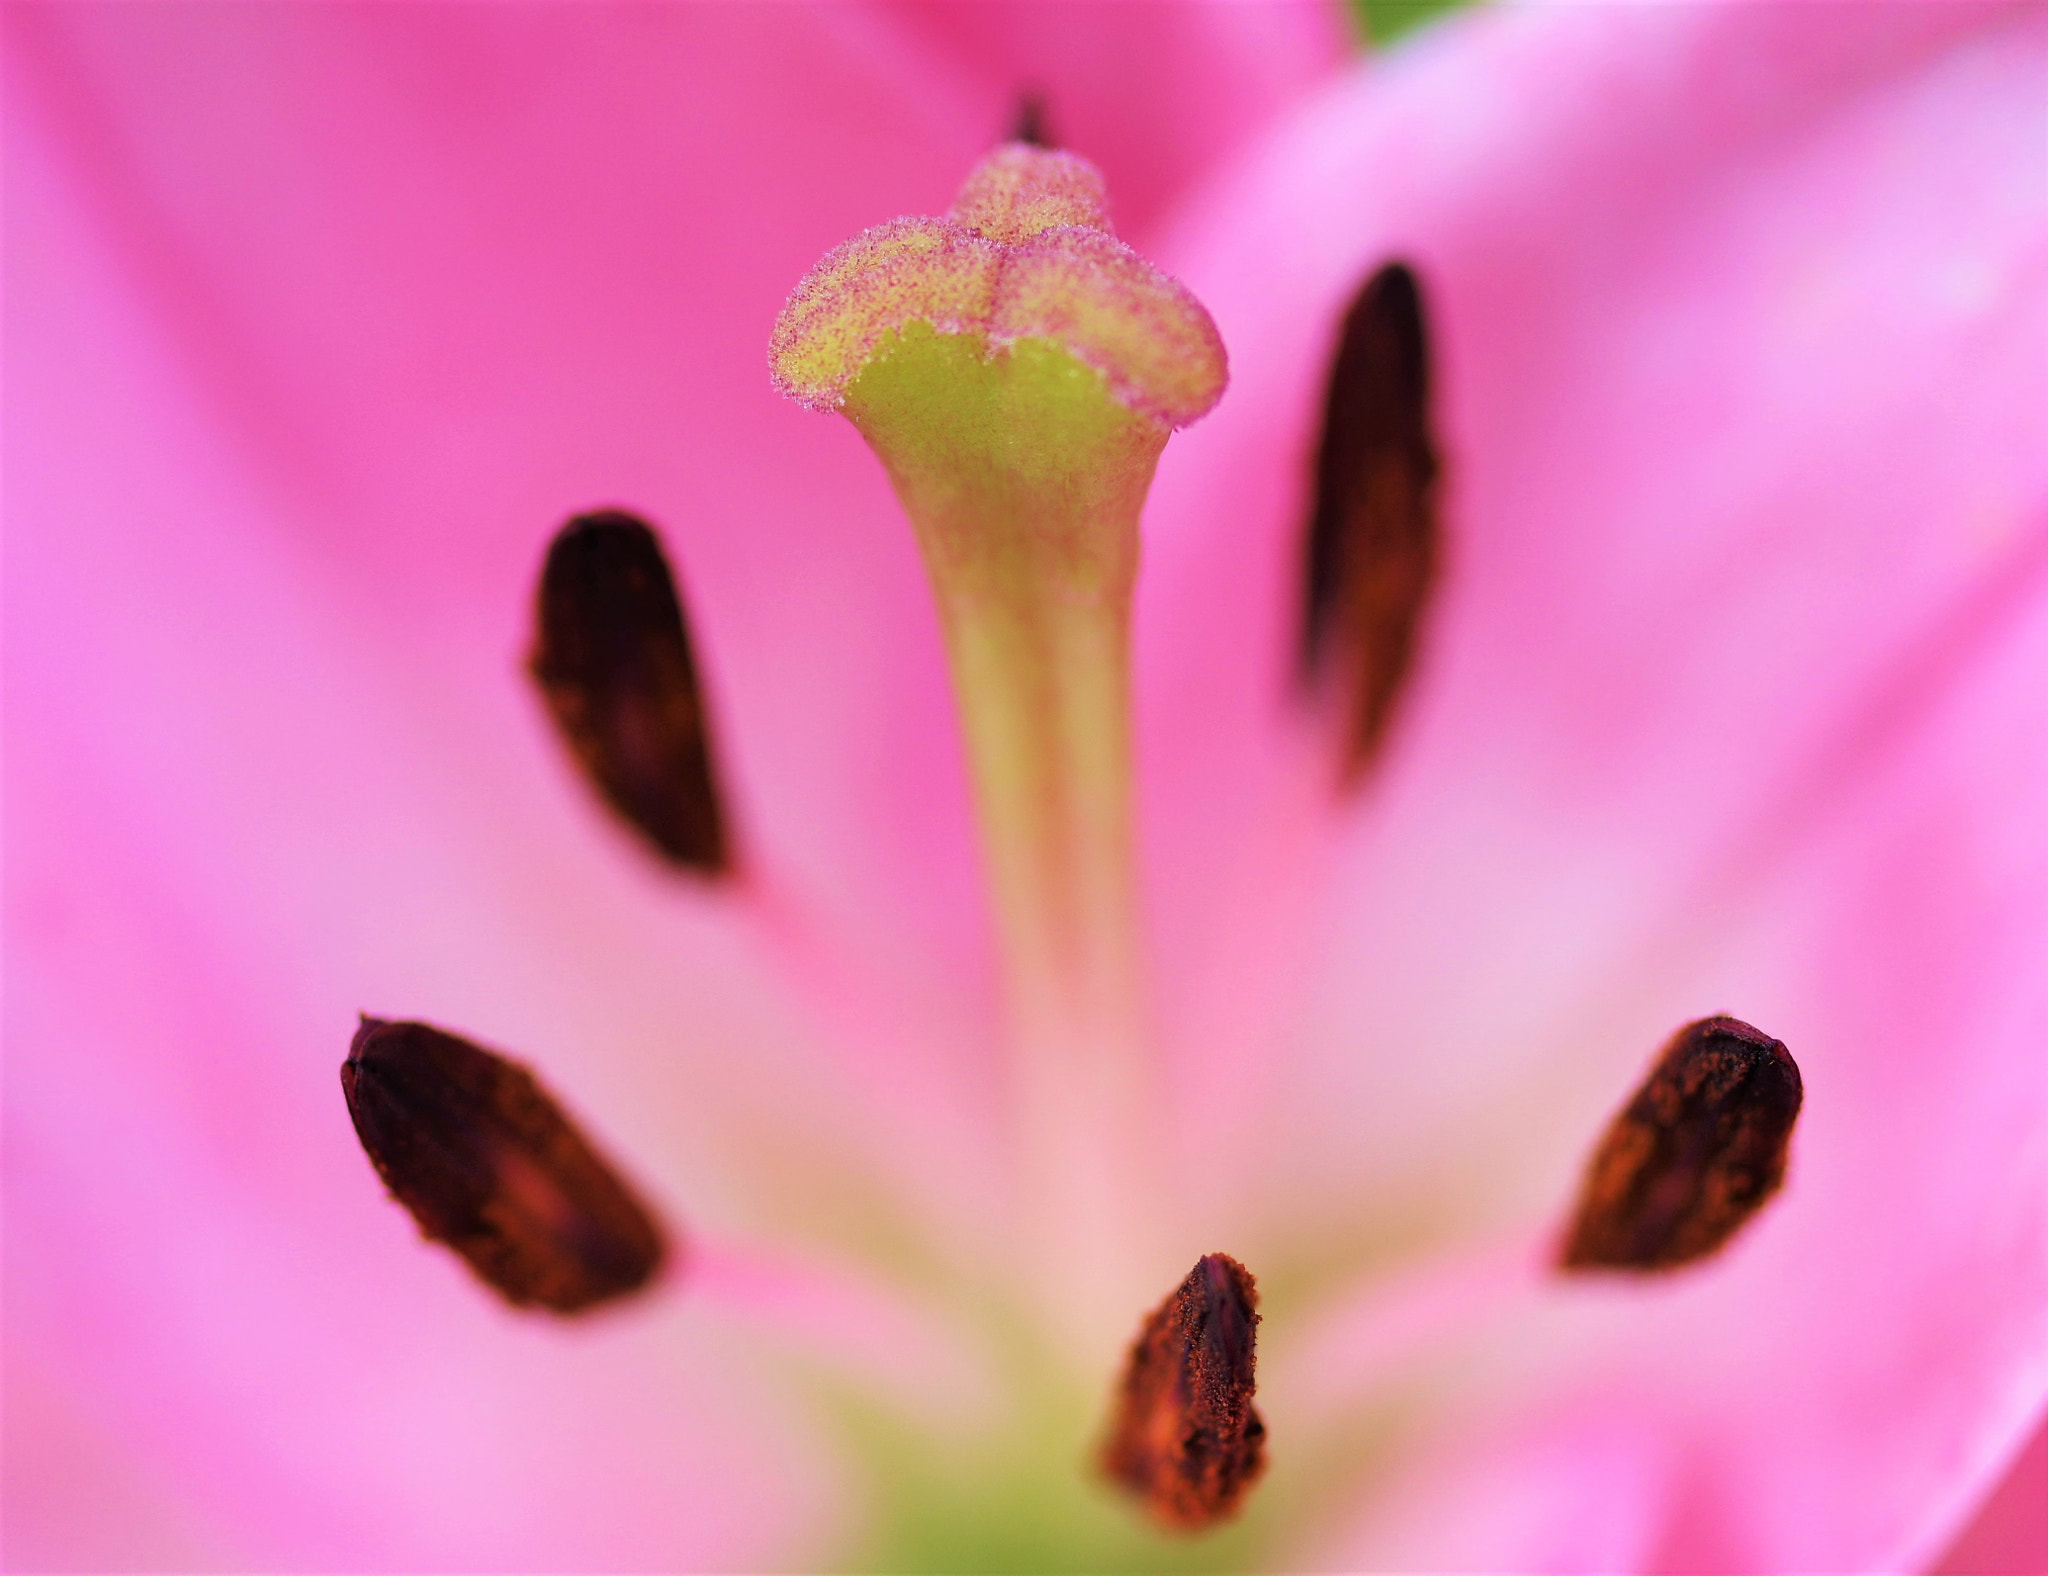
{"left": 5, "top": 2, "right": 2044, "bottom": 1569}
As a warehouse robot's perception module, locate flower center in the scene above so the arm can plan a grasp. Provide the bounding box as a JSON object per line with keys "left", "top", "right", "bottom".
{"left": 328, "top": 131, "right": 1821, "bottom": 1553}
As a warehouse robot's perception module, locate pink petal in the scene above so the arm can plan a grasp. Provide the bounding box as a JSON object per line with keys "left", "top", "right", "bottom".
{"left": 5, "top": 2, "right": 1330, "bottom": 1562}
{"left": 1136, "top": 4, "right": 2046, "bottom": 1566}
{"left": 8, "top": 0, "right": 990, "bottom": 1077}
{"left": 1934, "top": 1412, "right": 2048, "bottom": 1574}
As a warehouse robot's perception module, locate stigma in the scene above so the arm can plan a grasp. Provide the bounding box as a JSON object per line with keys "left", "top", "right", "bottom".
{"left": 770, "top": 140, "right": 1223, "bottom": 428}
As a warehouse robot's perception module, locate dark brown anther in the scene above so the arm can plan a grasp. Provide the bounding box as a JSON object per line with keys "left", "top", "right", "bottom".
{"left": 341, "top": 1017, "right": 669, "bottom": 1313}
{"left": 1103, "top": 1253, "right": 1267, "bottom": 1531}
{"left": 1009, "top": 92, "right": 1052, "bottom": 148}
{"left": 1301, "top": 261, "right": 1440, "bottom": 783}
{"left": 1561, "top": 1015, "right": 1804, "bottom": 1273}
{"left": 529, "top": 510, "right": 731, "bottom": 874}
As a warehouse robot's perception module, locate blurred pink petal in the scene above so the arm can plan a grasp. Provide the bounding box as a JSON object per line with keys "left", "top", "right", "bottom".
{"left": 1935, "top": 1413, "right": 2048, "bottom": 1574}
{"left": 7, "top": 0, "right": 2043, "bottom": 1570}
{"left": 1140, "top": 4, "right": 2045, "bottom": 1568}
{"left": 2, "top": 2, "right": 1339, "bottom": 1566}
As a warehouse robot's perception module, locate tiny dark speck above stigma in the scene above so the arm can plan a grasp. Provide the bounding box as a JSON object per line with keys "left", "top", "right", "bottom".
{"left": 1009, "top": 92, "right": 1053, "bottom": 148}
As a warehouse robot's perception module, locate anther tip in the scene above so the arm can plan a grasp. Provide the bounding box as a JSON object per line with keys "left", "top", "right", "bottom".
{"left": 340, "top": 1018, "right": 672, "bottom": 1315}
{"left": 1561, "top": 1014, "right": 1803, "bottom": 1273}
{"left": 529, "top": 511, "right": 733, "bottom": 876}
{"left": 1104, "top": 1252, "right": 1267, "bottom": 1531}
{"left": 1302, "top": 259, "right": 1440, "bottom": 786}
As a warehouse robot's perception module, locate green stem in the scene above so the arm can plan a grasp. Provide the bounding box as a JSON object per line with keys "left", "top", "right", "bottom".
{"left": 847, "top": 328, "right": 1165, "bottom": 1338}
{"left": 770, "top": 138, "right": 1228, "bottom": 1358}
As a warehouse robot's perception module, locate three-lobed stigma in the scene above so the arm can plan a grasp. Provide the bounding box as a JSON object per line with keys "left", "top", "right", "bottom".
{"left": 770, "top": 141, "right": 1225, "bottom": 432}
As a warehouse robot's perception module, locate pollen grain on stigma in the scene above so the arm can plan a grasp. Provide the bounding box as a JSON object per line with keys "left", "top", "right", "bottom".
{"left": 1561, "top": 1014, "right": 1804, "bottom": 1272}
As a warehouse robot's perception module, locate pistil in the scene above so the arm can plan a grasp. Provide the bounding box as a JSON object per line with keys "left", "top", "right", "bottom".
{"left": 772, "top": 143, "right": 1226, "bottom": 1321}
{"left": 843, "top": 327, "right": 1153, "bottom": 1059}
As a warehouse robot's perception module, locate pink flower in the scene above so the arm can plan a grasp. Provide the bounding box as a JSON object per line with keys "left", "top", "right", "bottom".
{"left": 4, "top": 2, "right": 2040, "bottom": 1570}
